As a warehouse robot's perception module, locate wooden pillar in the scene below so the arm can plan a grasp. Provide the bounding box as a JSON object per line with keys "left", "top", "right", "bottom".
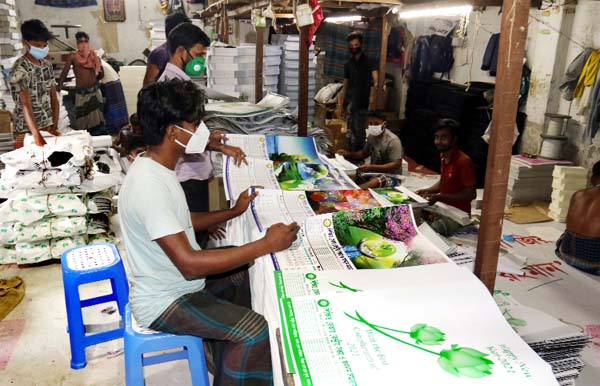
{"left": 255, "top": 26, "right": 265, "bottom": 103}
{"left": 298, "top": 25, "right": 309, "bottom": 137}
{"left": 475, "top": 0, "right": 531, "bottom": 293}
{"left": 377, "top": 15, "right": 389, "bottom": 110}
{"left": 221, "top": 5, "right": 229, "bottom": 44}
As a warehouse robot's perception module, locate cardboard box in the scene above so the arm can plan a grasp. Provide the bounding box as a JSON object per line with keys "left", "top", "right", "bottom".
{"left": 325, "top": 118, "right": 347, "bottom": 156}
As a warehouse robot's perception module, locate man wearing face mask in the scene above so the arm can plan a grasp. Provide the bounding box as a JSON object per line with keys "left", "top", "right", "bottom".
{"left": 119, "top": 79, "right": 299, "bottom": 386}
{"left": 337, "top": 110, "right": 403, "bottom": 189}
{"left": 340, "top": 31, "right": 378, "bottom": 152}
{"left": 58, "top": 31, "right": 106, "bottom": 136}
{"left": 417, "top": 119, "right": 476, "bottom": 236}
{"left": 9, "top": 19, "right": 59, "bottom": 147}
{"left": 158, "top": 22, "right": 247, "bottom": 246}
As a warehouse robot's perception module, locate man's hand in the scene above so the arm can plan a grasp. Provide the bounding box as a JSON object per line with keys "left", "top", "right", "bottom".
{"left": 208, "top": 226, "right": 226, "bottom": 240}
{"left": 357, "top": 165, "right": 372, "bottom": 173}
{"left": 48, "top": 126, "right": 61, "bottom": 136}
{"left": 336, "top": 149, "right": 349, "bottom": 157}
{"left": 232, "top": 188, "right": 259, "bottom": 215}
{"left": 209, "top": 130, "right": 228, "bottom": 143}
{"left": 221, "top": 144, "right": 247, "bottom": 166}
{"left": 33, "top": 133, "right": 46, "bottom": 147}
{"left": 427, "top": 193, "right": 443, "bottom": 205}
{"left": 416, "top": 188, "right": 432, "bottom": 197}
{"left": 263, "top": 222, "right": 300, "bottom": 252}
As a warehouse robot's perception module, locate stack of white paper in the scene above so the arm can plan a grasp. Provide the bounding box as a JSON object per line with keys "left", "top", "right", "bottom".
{"left": 548, "top": 166, "right": 588, "bottom": 222}
{"left": 148, "top": 21, "right": 166, "bottom": 51}
{"left": 493, "top": 291, "right": 590, "bottom": 386}
{"left": 275, "top": 265, "right": 559, "bottom": 386}
{"left": 278, "top": 35, "right": 316, "bottom": 121}
{"left": 506, "top": 156, "right": 572, "bottom": 206}
{"left": 0, "top": 0, "right": 20, "bottom": 112}
{"left": 208, "top": 44, "right": 282, "bottom": 102}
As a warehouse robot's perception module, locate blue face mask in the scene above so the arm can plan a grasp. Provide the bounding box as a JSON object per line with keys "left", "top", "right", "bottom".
{"left": 28, "top": 44, "right": 49, "bottom": 60}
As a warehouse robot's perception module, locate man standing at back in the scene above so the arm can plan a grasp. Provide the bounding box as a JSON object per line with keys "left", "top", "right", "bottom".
{"left": 340, "top": 31, "right": 378, "bottom": 152}
{"left": 58, "top": 31, "right": 106, "bottom": 135}
{"left": 157, "top": 22, "right": 246, "bottom": 246}
{"left": 143, "top": 12, "right": 190, "bottom": 85}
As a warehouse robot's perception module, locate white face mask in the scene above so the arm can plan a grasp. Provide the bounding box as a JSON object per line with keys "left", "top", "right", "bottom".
{"left": 175, "top": 121, "right": 210, "bottom": 154}
{"left": 367, "top": 125, "right": 384, "bottom": 137}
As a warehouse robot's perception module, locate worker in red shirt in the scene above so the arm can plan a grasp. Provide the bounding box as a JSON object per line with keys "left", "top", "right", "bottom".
{"left": 417, "top": 119, "right": 476, "bottom": 235}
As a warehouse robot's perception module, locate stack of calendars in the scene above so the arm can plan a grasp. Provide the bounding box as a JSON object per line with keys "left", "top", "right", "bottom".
{"left": 270, "top": 265, "right": 560, "bottom": 386}
{"left": 208, "top": 44, "right": 281, "bottom": 101}
{"left": 494, "top": 291, "right": 590, "bottom": 386}
{"left": 506, "top": 155, "right": 571, "bottom": 206}
{"left": 278, "top": 35, "right": 316, "bottom": 122}
{"left": 548, "top": 166, "right": 588, "bottom": 222}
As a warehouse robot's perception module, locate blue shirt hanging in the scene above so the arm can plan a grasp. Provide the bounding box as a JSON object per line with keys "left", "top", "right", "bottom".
{"left": 35, "top": 0, "right": 97, "bottom": 7}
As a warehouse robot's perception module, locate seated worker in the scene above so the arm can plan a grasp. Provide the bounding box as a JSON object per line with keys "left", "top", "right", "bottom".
{"left": 10, "top": 19, "right": 59, "bottom": 147}
{"left": 556, "top": 161, "right": 600, "bottom": 274}
{"left": 336, "top": 110, "right": 404, "bottom": 189}
{"left": 417, "top": 119, "right": 476, "bottom": 236}
{"left": 158, "top": 22, "right": 246, "bottom": 247}
{"left": 119, "top": 79, "right": 299, "bottom": 385}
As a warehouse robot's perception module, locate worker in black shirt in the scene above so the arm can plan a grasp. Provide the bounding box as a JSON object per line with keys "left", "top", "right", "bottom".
{"left": 340, "top": 31, "right": 379, "bottom": 152}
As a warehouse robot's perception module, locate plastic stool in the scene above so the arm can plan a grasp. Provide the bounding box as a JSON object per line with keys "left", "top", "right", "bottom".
{"left": 61, "top": 243, "right": 129, "bottom": 369}
{"left": 124, "top": 304, "right": 210, "bottom": 386}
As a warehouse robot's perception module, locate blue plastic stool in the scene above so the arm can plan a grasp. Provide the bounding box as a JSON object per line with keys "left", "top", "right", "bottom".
{"left": 124, "top": 304, "right": 210, "bottom": 386}
{"left": 61, "top": 243, "right": 129, "bottom": 369}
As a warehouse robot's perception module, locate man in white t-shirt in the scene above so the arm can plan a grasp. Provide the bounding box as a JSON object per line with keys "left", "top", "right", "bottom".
{"left": 119, "top": 79, "right": 299, "bottom": 386}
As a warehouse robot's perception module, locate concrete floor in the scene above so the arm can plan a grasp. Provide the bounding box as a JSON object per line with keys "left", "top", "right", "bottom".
{"left": 0, "top": 262, "right": 198, "bottom": 386}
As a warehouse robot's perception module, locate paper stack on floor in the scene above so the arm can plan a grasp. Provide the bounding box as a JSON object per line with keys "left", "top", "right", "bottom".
{"left": 507, "top": 156, "right": 572, "bottom": 206}
{"left": 275, "top": 265, "right": 560, "bottom": 386}
{"left": 278, "top": 35, "right": 316, "bottom": 121}
{"left": 548, "top": 166, "right": 588, "bottom": 222}
{"left": 493, "top": 291, "right": 590, "bottom": 386}
{"left": 208, "top": 44, "right": 281, "bottom": 101}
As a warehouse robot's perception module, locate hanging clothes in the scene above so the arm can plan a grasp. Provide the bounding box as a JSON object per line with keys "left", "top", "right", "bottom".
{"left": 481, "top": 33, "right": 500, "bottom": 76}
{"left": 573, "top": 50, "right": 600, "bottom": 99}
{"left": 584, "top": 66, "right": 600, "bottom": 144}
{"left": 409, "top": 36, "right": 432, "bottom": 80}
{"left": 35, "top": 0, "right": 97, "bottom": 6}
{"left": 559, "top": 48, "right": 593, "bottom": 101}
{"left": 307, "top": 0, "right": 324, "bottom": 48}
{"left": 387, "top": 26, "right": 406, "bottom": 65}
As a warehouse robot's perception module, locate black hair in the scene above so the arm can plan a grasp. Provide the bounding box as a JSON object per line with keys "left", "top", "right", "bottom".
{"left": 167, "top": 23, "right": 210, "bottom": 56}
{"left": 165, "top": 12, "right": 191, "bottom": 39}
{"left": 137, "top": 79, "right": 206, "bottom": 146}
{"left": 75, "top": 31, "right": 89, "bottom": 41}
{"left": 434, "top": 118, "right": 460, "bottom": 138}
{"left": 347, "top": 31, "right": 363, "bottom": 44}
{"left": 21, "top": 19, "right": 53, "bottom": 42}
{"left": 129, "top": 113, "right": 139, "bottom": 126}
{"left": 367, "top": 110, "right": 386, "bottom": 120}
{"left": 593, "top": 161, "right": 600, "bottom": 178}
{"left": 125, "top": 135, "right": 146, "bottom": 155}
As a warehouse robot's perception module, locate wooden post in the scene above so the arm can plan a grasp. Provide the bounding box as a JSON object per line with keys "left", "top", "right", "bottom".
{"left": 255, "top": 26, "right": 265, "bottom": 103}
{"left": 377, "top": 15, "right": 389, "bottom": 110}
{"left": 475, "top": 0, "right": 531, "bottom": 293}
{"left": 222, "top": 5, "right": 229, "bottom": 44}
{"left": 298, "top": 25, "right": 309, "bottom": 137}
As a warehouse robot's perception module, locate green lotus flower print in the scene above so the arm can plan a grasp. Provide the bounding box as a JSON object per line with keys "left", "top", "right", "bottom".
{"left": 410, "top": 324, "right": 446, "bottom": 346}
{"left": 345, "top": 311, "right": 495, "bottom": 379}
{"left": 438, "top": 344, "right": 494, "bottom": 378}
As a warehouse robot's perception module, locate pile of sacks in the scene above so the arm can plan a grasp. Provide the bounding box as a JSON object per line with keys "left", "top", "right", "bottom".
{"left": 0, "top": 131, "right": 120, "bottom": 264}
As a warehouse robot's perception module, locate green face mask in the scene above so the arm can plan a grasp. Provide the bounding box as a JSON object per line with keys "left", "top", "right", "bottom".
{"left": 184, "top": 49, "right": 206, "bottom": 76}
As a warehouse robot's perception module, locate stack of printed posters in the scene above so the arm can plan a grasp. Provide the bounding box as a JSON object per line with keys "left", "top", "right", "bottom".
{"left": 493, "top": 291, "right": 590, "bottom": 386}
{"left": 223, "top": 134, "right": 356, "bottom": 199}
{"left": 274, "top": 264, "right": 560, "bottom": 386}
